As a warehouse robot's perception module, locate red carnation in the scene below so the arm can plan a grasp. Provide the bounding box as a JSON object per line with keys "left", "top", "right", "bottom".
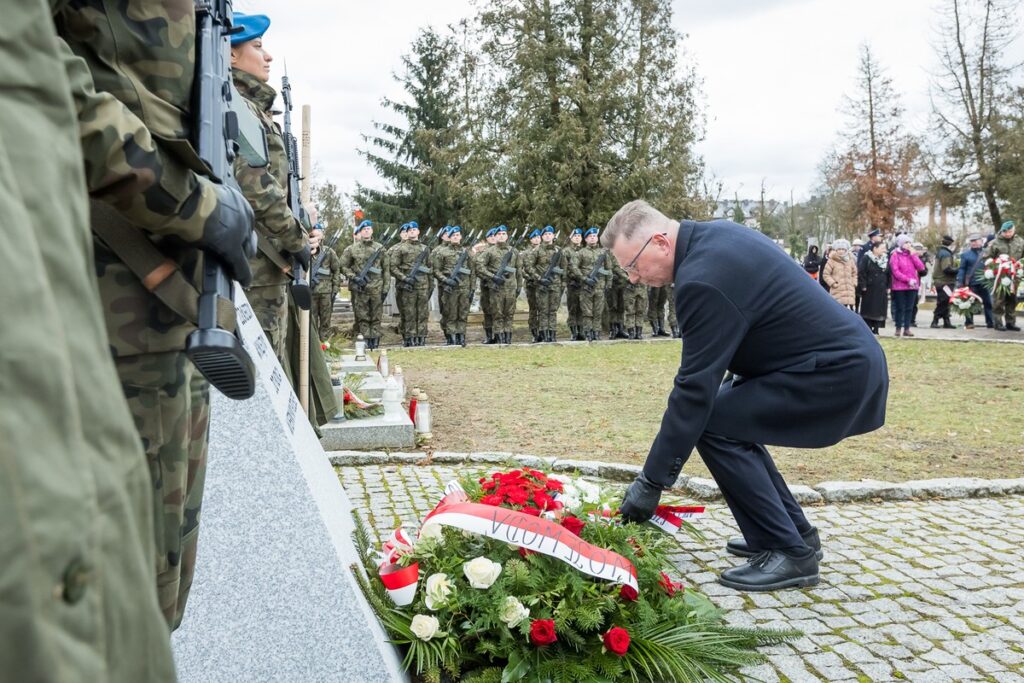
{"left": 658, "top": 572, "right": 684, "bottom": 597}
{"left": 504, "top": 486, "right": 529, "bottom": 506}
{"left": 561, "top": 515, "right": 586, "bottom": 536}
{"left": 481, "top": 480, "right": 497, "bottom": 491}
{"left": 603, "top": 626, "right": 630, "bottom": 656}
{"left": 545, "top": 478, "right": 564, "bottom": 492}
{"left": 480, "top": 494, "right": 503, "bottom": 506}
{"left": 529, "top": 619, "right": 557, "bottom": 646}
{"left": 529, "top": 469, "right": 547, "bottom": 480}
{"left": 533, "top": 491, "right": 555, "bottom": 510}
{"left": 619, "top": 584, "right": 638, "bottom": 602}
{"left": 519, "top": 506, "right": 541, "bottom": 516}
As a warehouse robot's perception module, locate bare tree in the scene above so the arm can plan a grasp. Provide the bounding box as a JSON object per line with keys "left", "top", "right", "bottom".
{"left": 929, "top": 0, "right": 1021, "bottom": 230}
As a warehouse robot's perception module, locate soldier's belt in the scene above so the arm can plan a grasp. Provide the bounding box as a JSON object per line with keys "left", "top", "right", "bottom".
{"left": 369, "top": 267, "right": 382, "bottom": 274}
{"left": 89, "top": 201, "right": 236, "bottom": 332}
{"left": 257, "top": 234, "right": 292, "bottom": 273}
{"left": 458, "top": 267, "right": 472, "bottom": 275}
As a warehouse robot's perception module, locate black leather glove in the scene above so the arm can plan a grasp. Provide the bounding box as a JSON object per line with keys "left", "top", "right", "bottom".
{"left": 540, "top": 276, "right": 552, "bottom": 288}
{"left": 380, "top": 289, "right": 389, "bottom": 303}
{"left": 619, "top": 473, "right": 665, "bottom": 523}
{"left": 400, "top": 276, "right": 416, "bottom": 291}
{"left": 197, "top": 183, "right": 256, "bottom": 287}
{"left": 352, "top": 275, "right": 368, "bottom": 290}
{"left": 290, "top": 243, "right": 311, "bottom": 271}
{"left": 491, "top": 275, "right": 505, "bottom": 287}
{"left": 515, "top": 287, "right": 521, "bottom": 298}
{"left": 585, "top": 275, "right": 598, "bottom": 288}
{"left": 444, "top": 277, "right": 457, "bottom": 288}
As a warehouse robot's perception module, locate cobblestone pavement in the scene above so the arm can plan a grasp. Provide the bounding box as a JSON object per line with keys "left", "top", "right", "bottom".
{"left": 338, "top": 463, "right": 1024, "bottom": 683}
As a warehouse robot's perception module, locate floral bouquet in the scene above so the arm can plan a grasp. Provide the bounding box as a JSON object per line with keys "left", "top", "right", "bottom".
{"left": 981, "top": 255, "right": 1022, "bottom": 298}
{"left": 341, "top": 373, "right": 385, "bottom": 419}
{"left": 351, "top": 467, "right": 795, "bottom": 683}
{"left": 948, "top": 286, "right": 984, "bottom": 316}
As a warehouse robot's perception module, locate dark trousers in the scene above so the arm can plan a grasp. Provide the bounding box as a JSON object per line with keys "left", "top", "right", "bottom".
{"left": 965, "top": 284, "right": 994, "bottom": 327}
{"left": 891, "top": 289, "right": 917, "bottom": 329}
{"left": 934, "top": 284, "right": 952, "bottom": 321}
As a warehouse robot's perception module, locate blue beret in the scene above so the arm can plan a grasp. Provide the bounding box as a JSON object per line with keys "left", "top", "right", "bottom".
{"left": 354, "top": 219, "right": 373, "bottom": 234}
{"left": 571, "top": 227, "right": 583, "bottom": 236}
{"left": 529, "top": 229, "right": 541, "bottom": 239}
{"left": 407, "top": 221, "right": 419, "bottom": 230}
{"left": 867, "top": 228, "right": 881, "bottom": 238}
{"left": 485, "top": 228, "right": 497, "bottom": 238}
{"left": 231, "top": 13, "right": 270, "bottom": 46}
{"left": 400, "top": 223, "right": 411, "bottom": 233}
{"left": 495, "top": 225, "right": 508, "bottom": 234}
{"left": 438, "top": 226, "right": 450, "bottom": 237}
{"left": 1000, "top": 220, "right": 1016, "bottom": 233}
{"left": 542, "top": 225, "right": 555, "bottom": 235}
{"left": 584, "top": 227, "right": 599, "bottom": 237}
{"left": 448, "top": 225, "right": 461, "bottom": 235}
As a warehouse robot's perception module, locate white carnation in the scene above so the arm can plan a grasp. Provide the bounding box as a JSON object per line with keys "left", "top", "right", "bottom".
{"left": 575, "top": 479, "right": 601, "bottom": 503}
{"left": 410, "top": 614, "right": 440, "bottom": 641}
{"left": 1001, "top": 277, "right": 1013, "bottom": 287}
{"left": 499, "top": 596, "right": 530, "bottom": 628}
{"left": 984, "top": 269, "right": 995, "bottom": 278}
{"left": 463, "top": 556, "right": 502, "bottom": 589}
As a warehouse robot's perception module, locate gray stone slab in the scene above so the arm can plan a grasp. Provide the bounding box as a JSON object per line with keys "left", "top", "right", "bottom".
{"left": 334, "top": 354, "right": 378, "bottom": 374}
{"left": 341, "top": 370, "right": 386, "bottom": 400}
{"left": 172, "top": 387, "right": 403, "bottom": 682}
{"left": 320, "top": 401, "right": 414, "bottom": 450}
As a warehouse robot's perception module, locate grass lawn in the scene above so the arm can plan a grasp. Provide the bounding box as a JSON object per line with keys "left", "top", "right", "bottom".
{"left": 387, "top": 339, "right": 1024, "bottom": 485}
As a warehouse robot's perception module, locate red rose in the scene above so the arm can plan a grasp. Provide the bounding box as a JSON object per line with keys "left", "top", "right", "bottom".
{"left": 545, "top": 478, "right": 564, "bottom": 492}
{"left": 603, "top": 626, "right": 630, "bottom": 656}
{"left": 561, "top": 515, "right": 586, "bottom": 536}
{"left": 529, "top": 619, "right": 557, "bottom": 646}
{"left": 481, "top": 480, "right": 497, "bottom": 491}
{"left": 480, "top": 494, "right": 503, "bottom": 506}
{"left": 619, "top": 584, "right": 638, "bottom": 602}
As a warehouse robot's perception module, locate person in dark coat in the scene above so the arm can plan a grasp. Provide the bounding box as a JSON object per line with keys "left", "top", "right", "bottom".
{"left": 602, "top": 200, "right": 889, "bottom": 592}
{"left": 858, "top": 240, "right": 889, "bottom": 334}
{"left": 802, "top": 245, "right": 821, "bottom": 279}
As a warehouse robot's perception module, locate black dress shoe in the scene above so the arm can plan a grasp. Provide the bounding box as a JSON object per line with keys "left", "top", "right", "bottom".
{"left": 1007, "top": 324, "right": 1021, "bottom": 331}
{"left": 718, "top": 549, "right": 820, "bottom": 592}
{"left": 995, "top": 323, "right": 1007, "bottom": 331}
{"left": 727, "top": 526, "right": 823, "bottom": 560}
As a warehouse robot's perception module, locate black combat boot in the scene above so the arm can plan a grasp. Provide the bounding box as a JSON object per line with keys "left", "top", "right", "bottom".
{"left": 656, "top": 325, "right": 669, "bottom": 337}
{"left": 635, "top": 326, "right": 644, "bottom": 339}
{"left": 616, "top": 323, "right": 629, "bottom": 339}
{"left": 445, "top": 334, "right": 453, "bottom": 345}
{"left": 373, "top": 337, "right": 381, "bottom": 349}
{"left": 671, "top": 324, "right": 680, "bottom": 338}
{"left": 626, "top": 326, "right": 636, "bottom": 340}
{"left": 403, "top": 337, "right": 413, "bottom": 347}
{"left": 484, "top": 328, "right": 496, "bottom": 344}
{"left": 420, "top": 336, "right": 427, "bottom": 346}
{"left": 942, "top": 316, "right": 955, "bottom": 329}
{"left": 548, "top": 330, "right": 556, "bottom": 342}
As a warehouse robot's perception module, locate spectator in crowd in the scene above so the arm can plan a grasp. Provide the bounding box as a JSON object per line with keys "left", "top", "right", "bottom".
{"left": 819, "top": 246, "right": 832, "bottom": 292}
{"left": 822, "top": 239, "right": 858, "bottom": 310}
{"left": 930, "top": 235, "right": 957, "bottom": 329}
{"left": 802, "top": 245, "right": 822, "bottom": 280}
{"left": 910, "top": 242, "right": 930, "bottom": 327}
{"left": 852, "top": 238, "right": 865, "bottom": 312}
{"left": 858, "top": 240, "right": 889, "bottom": 334}
{"left": 889, "top": 235, "right": 925, "bottom": 337}
{"left": 956, "top": 233, "right": 994, "bottom": 329}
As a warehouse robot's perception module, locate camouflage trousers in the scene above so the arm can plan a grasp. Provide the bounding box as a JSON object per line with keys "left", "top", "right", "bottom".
{"left": 351, "top": 286, "right": 384, "bottom": 338}
{"left": 623, "top": 285, "right": 648, "bottom": 328}
{"left": 566, "top": 284, "right": 581, "bottom": 329}
{"left": 246, "top": 283, "right": 289, "bottom": 368}
{"left": 647, "top": 285, "right": 668, "bottom": 332}
{"left": 479, "top": 286, "right": 493, "bottom": 332}
{"left": 526, "top": 284, "right": 538, "bottom": 332}
{"left": 311, "top": 291, "right": 334, "bottom": 340}
{"left": 992, "top": 290, "right": 1019, "bottom": 326}
{"left": 115, "top": 351, "right": 209, "bottom": 630}
{"left": 666, "top": 284, "right": 677, "bottom": 327}
{"left": 399, "top": 286, "right": 430, "bottom": 337}
{"left": 579, "top": 285, "right": 606, "bottom": 334}
{"left": 535, "top": 285, "right": 562, "bottom": 331}
{"left": 606, "top": 286, "right": 624, "bottom": 326}
{"left": 437, "top": 283, "right": 450, "bottom": 334}
{"left": 490, "top": 284, "right": 518, "bottom": 334}
{"left": 440, "top": 286, "right": 472, "bottom": 334}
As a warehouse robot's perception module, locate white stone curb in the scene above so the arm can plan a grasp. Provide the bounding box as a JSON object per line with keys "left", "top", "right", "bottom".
{"left": 326, "top": 450, "right": 1024, "bottom": 505}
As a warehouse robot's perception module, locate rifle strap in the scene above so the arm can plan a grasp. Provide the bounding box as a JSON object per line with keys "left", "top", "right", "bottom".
{"left": 257, "top": 233, "right": 293, "bottom": 273}
{"left": 89, "top": 201, "right": 236, "bottom": 332}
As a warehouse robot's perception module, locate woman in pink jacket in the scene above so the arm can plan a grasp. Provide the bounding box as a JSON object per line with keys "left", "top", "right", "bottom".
{"left": 889, "top": 234, "right": 925, "bottom": 337}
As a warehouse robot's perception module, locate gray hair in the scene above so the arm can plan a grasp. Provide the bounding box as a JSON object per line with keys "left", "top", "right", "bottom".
{"left": 601, "top": 200, "right": 675, "bottom": 250}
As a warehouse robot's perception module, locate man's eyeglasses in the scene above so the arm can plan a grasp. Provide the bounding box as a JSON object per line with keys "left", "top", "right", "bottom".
{"left": 625, "top": 232, "right": 666, "bottom": 272}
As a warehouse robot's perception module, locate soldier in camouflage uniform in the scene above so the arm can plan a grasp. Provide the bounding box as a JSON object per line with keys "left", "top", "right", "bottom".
{"left": 2, "top": 2, "right": 178, "bottom": 678}
{"left": 985, "top": 221, "right": 1024, "bottom": 331}
{"left": 432, "top": 226, "right": 455, "bottom": 343}
{"left": 434, "top": 226, "right": 475, "bottom": 346}
{"left": 622, "top": 278, "right": 649, "bottom": 339}
{"left": 608, "top": 258, "right": 630, "bottom": 338}
{"left": 390, "top": 222, "right": 433, "bottom": 346}
{"left": 340, "top": 219, "right": 390, "bottom": 349}
{"left": 479, "top": 228, "right": 500, "bottom": 343}
{"left": 527, "top": 225, "right": 568, "bottom": 342}
{"left": 231, "top": 17, "right": 310, "bottom": 369}
{"left": 477, "top": 225, "right": 524, "bottom": 344}
{"left": 310, "top": 226, "right": 342, "bottom": 340}
{"left": 646, "top": 284, "right": 672, "bottom": 336}
{"left": 523, "top": 228, "right": 543, "bottom": 341}
{"left": 56, "top": 0, "right": 258, "bottom": 630}
{"left": 666, "top": 283, "right": 680, "bottom": 337}
{"left": 565, "top": 227, "right": 585, "bottom": 340}
{"left": 570, "top": 227, "right": 612, "bottom": 341}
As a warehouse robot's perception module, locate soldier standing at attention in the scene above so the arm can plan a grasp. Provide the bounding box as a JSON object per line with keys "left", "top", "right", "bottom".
{"left": 310, "top": 225, "right": 342, "bottom": 340}
{"left": 622, "top": 270, "right": 649, "bottom": 339}
{"left": 433, "top": 226, "right": 454, "bottom": 343}
{"left": 570, "top": 227, "right": 612, "bottom": 341}
{"left": 666, "top": 283, "right": 680, "bottom": 337}
{"left": 608, "top": 258, "right": 630, "bottom": 339}
{"left": 528, "top": 225, "right": 568, "bottom": 342}
{"left": 391, "top": 221, "right": 432, "bottom": 346}
{"left": 340, "top": 220, "right": 390, "bottom": 349}
{"left": 230, "top": 14, "right": 310, "bottom": 368}
{"left": 435, "top": 226, "right": 475, "bottom": 346}
{"left": 985, "top": 221, "right": 1024, "bottom": 331}
{"left": 523, "top": 228, "right": 543, "bottom": 341}
{"left": 388, "top": 223, "right": 411, "bottom": 336}
{"left": 479, "top": 227, "right": 499, "bottom": 343}
{"left": 477, "top": 225, "right": 524, "bottom": 344}
{"left": 930, "top": 235, "right": 958, "bottom": 329}
{"left": 56, "top": 0, "right": 258, "bottom": 630}
{"left": 3, "top": 1, "right": 180, "bottom": 677}
{"left": 647, "top": 285, "right": 671, "bottom": 336}
{"left": 566, "top": 227, "right": 585, "bottom": 340}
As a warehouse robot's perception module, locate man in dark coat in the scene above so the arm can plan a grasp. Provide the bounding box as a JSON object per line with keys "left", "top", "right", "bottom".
{"left": 603, "top": 200, "right": 889, "bottom": 591}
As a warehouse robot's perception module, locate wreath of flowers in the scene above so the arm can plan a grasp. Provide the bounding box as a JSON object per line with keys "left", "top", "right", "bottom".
{"left": 981, "top": 255, "right": 1023, "bottom": 298}
{"left": 949, "top": 286, "right": 984, "bottom": 316}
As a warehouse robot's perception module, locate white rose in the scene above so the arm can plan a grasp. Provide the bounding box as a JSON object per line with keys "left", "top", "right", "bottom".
{"left": 984, "top": 269, "right": 994, "bottom": 278}
{"left": 410, "top": 614, "right": 440, "bottom": 641}
{"left": 499, "top": 596, "right": 530, "bottom": 628}
{"left": 424, "top": 573, "right": 452, "bottom": 611}
{"left": 576, "top": 479, "right": 601, "bottom": 504}
{"left": 1002, "top": 277, "right": 1013, "bottom": 287}
{"left": 418, "top": 523, "right": 444, "bottom": 545}
{"left": 463, "top": 556, "right": 502, "bottom": 589}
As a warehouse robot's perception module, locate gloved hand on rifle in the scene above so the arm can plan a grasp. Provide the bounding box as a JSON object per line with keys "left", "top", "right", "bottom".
{"left": 380, "top": 289, "right": 389, "bottom": 304}
{"left": 491, "top": 274, "right": 506, "bottom": 287}
{"left": 290, "top": 243, "right": 311, "bottom": 271}
{"left": 401, "top": 276, "right": 416, "bottom": 291}
{"left": 584, "top": 275, "right": 598, "bottom": 290}
{"left": 515, "top": 287, "right": 521, "bottom": 298}
{"left": 443, "top": 277, "right": 457, "bottom": 288}
{"left": 618, "top": 472, "right": 665, "bottom": 524}
{"left": 195, "top": 183, "right": 257, "bottom": 287}
{"left": 351, "top": 275, "right": 368, "bottom": 291}
{"left": 539, "top": 276, "right": 552, "bottom": 288}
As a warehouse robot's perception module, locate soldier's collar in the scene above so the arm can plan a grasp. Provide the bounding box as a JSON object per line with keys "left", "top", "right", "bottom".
{"left": 231, "top": 68, "right": 278, "bottom": 111}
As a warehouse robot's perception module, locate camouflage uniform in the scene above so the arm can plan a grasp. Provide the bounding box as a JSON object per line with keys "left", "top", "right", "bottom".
{"left": 390, "top": 239, "right": 433, "bottom": 344}
{"left": 570, "top": 244, "right": 612, "bottom": 341}
{"left": 56, "top": 0, "right": 230, "bottom": 629}
{"left": 522, "top": 243, "right": 541, "bottom": 340}
{"left": 433, "top": 241, "right": 475, "bottom": 344}
{"left": 623, "top": 281, "right": 649, "bottom": 338}
{"left": 233, "top": 68, "right": 307, "bottom": 366}
{"left": 607, "top": 260, "right": 629, "bottom": 338}
{"left": 566, "top": 242, "right": 584, "bottom": 339}
{"left": 339, "top": 238, "right": 390, "bottom": 345}
{"left": 311, "top": 244, "right": 341, "bottom": 340}
{"left": 477, "top": 242, "right": 524, "bottom": 342}
{"left": 477, "top": 244, "right": 496, "bottom": 342}
{"left": 526, "top": 241, "right": 568, "bottom": 341}
{"left": 666, "top": 283, "right": 679, "bottom": 336}
{"left": 647, "top": 285, "right": 671, "bottom": 336}
{"left": 985, "top": 232, "right": 1024, "bottom": 329}
{"left": 431, "top": 241, "right": 455, "bottom": 341}
{"left": 1, "top": 1, "right": 175, "bottom": 678}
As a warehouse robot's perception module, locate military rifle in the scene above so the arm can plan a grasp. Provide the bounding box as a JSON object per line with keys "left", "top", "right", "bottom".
{"left": 399, "top": 227, "right": 435, "bottom": 291}
{"left": 188, "top": 0, "right": 258, "bottom": 400}
{"left": 583, "top": 248, "right": 609, "bottom": 291}
{"left": 444, "top": 234, "right": 479, "bottom": 291}
{"left": 350, "top": 229, "right": 397, "bottom": 292}
{"left": 308, "top": 230, "right": 341, "bottom": 288}
{"left": 490, "top": 227, "right": 527, "bottom": 286}
{"left": 538, "top": 231, "right": 566, "bottom": 288}
{"left": 281, "top": 64, "right": 312, "bottom": 310}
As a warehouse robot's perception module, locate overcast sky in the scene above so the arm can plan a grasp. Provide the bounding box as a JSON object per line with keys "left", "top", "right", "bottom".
{"left": 236, "top": 0, "right": 1022, "bottom": 204}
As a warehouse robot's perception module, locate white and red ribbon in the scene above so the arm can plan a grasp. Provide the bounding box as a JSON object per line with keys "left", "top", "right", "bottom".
{"left": 379, "top": 561, "right": 419, "bottom": 606}
{"left": 649, "top": 505, "right": 705, "bottom": 536}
